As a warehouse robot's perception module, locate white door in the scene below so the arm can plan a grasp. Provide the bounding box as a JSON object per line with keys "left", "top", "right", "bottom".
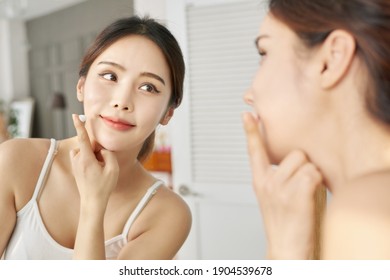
{"left": 167, "top": 0, "right": 268, "bottom": 259}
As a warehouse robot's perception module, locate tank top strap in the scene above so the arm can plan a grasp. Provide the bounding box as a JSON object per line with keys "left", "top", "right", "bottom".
{"left": 121, "top": 181, "right": 164, "bottom": 238}
{"left": 31, "top": 138, "right": 59, "bottom": 201}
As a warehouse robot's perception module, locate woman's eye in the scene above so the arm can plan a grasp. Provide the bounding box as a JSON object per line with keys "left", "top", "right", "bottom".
{"left": 258, "top": 49, "right": 267, "bottom": 64}
{"left": 99, "top": 73, "right": 117, "bottom": 82}
{"left": 139, "top": 84, "right": 160, "bottom": 94}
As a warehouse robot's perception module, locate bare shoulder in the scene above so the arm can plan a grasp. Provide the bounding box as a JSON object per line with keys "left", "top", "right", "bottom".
{"left": 0, "top": 138, "right": 52, "bottom": 208}
{"left": 129, "top": 183, "right": 192, "bottom": 235}
{"left": 0, "top": 137, "right": 51, "bottom": 156}
{"left": 0, "top": 138, "right": 51, "bottom": 177}
{"left": 322, "top": 171, "right": 390, "bottom": 259}
{"left": 146, "top": 185, "right": 192, "bottom": 230}
{"left": 122, "top": 184, "right": 192, "bottom": 259}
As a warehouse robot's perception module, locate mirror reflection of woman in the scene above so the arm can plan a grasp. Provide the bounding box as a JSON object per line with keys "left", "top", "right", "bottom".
{"left": 0, "top": 16, "right": 191, "bottom": 260}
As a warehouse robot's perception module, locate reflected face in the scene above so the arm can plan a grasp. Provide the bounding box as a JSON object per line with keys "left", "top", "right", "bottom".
{"left": 77, "top": 35, "right": 173, "bottom": 152}
{"left": 244, "top": 13, "right": 321, "bottom": 163}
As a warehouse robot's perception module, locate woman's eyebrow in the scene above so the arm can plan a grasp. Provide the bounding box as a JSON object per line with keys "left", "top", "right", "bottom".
{"left": 140, "top": 72, "right": 165, "bottom": 85}
{"left": 97, "top": 61, "right": 126, "bottom": 71}
{"left": 97, "top": 61, "right": 165, "bottom": 85}
{"left": 254, "top": 34, "right": 270, "bottom": 48}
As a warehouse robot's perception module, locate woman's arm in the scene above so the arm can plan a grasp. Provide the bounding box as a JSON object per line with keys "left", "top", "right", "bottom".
{"left": 0, "top": 141, "right": 19, "bottom": 257}
{"left": 0, "top": 182, "right": 16, "bottom": 258}
{"left": 70, "top": 114, "right": 119, "bottom": 259}
{"left": 118, "top": 190, "right": 191, "bottom": 259}
{"left": 73, "top": 203, "right": 106, "bottom": 259}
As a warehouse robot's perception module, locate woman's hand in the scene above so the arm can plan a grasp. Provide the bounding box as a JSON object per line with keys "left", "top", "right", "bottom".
{"left": 242, "top": 112, "right": 323, "bottom": 259}
{"left": 70, "top": 114, "right": 119, "bottom": 211}
{"left": 70, "top": 114, "right": 119, "bottom": 259}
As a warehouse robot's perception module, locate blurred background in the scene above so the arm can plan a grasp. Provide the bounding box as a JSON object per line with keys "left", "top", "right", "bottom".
{"left": 0, "top": 0, "right": 267, "bottom": 260}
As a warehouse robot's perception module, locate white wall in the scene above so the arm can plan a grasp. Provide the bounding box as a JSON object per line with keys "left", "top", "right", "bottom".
{"left": 133, "top": 0, "right": 166, "bottom": 19}
{"left": 0, "top": 19, "right": 13, "bottom": 103}
{"left": 9, "top": 19, "right": 30, "bottom": 101}
{"left": 0, "top": 19, "right": 30, "bottom": 103}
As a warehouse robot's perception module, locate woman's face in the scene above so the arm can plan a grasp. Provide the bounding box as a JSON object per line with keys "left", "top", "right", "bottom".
{"left": 244, "top": 13, "right": 324, "bottom": 163}
{"left": 77, "top": 35, "right": 173, "bottom": 152}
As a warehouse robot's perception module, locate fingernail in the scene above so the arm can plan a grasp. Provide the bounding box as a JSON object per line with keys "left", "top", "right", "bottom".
{"left": 78, "top": 115, "right": 86, "bottom": 123}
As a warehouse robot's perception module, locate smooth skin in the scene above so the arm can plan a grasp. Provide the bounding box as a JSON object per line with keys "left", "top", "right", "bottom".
{"left": 0, "top": 35, "right": 191, "bottom": 260}
{"left": 243, "top": 14, "right": 390, "bottom": 259}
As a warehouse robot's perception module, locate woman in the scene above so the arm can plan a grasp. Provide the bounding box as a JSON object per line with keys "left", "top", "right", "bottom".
{"left": 0, "top": 16, "right": 191, "bottom": 260}
{"left": 243, "top": 0, "right": 390, "bottom": 259}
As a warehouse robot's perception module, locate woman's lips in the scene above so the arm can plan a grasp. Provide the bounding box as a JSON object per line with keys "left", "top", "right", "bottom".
{"left": 100, "top": 115, "right": 135, "bottom": 131}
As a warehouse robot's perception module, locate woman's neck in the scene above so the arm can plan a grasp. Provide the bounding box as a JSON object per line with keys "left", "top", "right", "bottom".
{"left": 307, "top": 113, "right": 390, "bottom": 193}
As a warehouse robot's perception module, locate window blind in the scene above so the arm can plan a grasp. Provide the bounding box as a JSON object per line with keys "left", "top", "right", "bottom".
{"left": 187, "top": 0, "right": 264, "bottom": 185}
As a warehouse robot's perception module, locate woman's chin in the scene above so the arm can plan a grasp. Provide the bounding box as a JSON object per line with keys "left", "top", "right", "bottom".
{"left": 89, "top": 135, "right": 119, "bottom": 152}
{"left": 93, "top": 136, "right": 137, "bottom": 153}
{"left": 96, "top": 141, "right": 121, "bottom": 152}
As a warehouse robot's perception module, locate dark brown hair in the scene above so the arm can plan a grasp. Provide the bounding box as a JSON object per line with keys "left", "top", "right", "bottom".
{"left": 79, "top": 16, "right": 185, "bottom": 161}
{"left": 268, "top": 0, "right": 390, "bottom": 125}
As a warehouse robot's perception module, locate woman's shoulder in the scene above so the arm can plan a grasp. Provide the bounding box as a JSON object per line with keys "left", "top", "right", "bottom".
{"left": 0, "top": 137, "right": 52, "bottom": 152}
{"left": 123, "top": 181, "right": 192, "bottom": 258}
{"left": 116, "top": 180, "right": 192, "bottom": 259}
{"left": 322, "top": 171, "right": 390, "bottom": 259}
{"left": 0, "top": 138, "right": 53, "bottom": 204}
{"left": 0, "top": 138, "right": 52, "bottom": 169}
{"left": 130, "top": 181, "right": 192, "bottom": 236}
{"left": 150, "top": 183, "right": 192, "bottom": 223}
{"left": 134, "top": 168, "right": 191, "bottom": 224}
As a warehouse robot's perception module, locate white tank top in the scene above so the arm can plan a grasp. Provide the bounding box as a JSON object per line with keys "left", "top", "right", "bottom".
{"left": 3, "top": 139, "right": 162, "bottom": 260}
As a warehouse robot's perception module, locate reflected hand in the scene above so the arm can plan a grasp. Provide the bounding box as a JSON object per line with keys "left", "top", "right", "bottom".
{"left": 70, "top": 114, "right": 119, "bottom": 210}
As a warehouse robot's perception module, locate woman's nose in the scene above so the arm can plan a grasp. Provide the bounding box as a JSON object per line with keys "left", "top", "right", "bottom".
{"left": 112, "top": 103, "right": 132, "bottom": 111}
{"left": 111, "top": 87, "right": 134, "bottom": 111}
{"left": 111, "top": 95, "right": 134, "bottom": 111}
{"left": 243, "top": 88, "right": 254, "bottom": 106}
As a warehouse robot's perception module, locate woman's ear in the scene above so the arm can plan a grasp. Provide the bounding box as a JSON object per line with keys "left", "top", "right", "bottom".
{"left": 319, "top": 30, "right": 356, "bottom": 89}
{"left": 160, "top": 107, "right": 174, "bottom": 125}
{"left": 76, "top": 77, "right": 86, "bottom": 102}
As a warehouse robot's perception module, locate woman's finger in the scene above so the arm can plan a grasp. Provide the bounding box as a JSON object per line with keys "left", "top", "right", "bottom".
{"left": 242, "top": 112, "right": 271, "bottom": 180}
{"left": 72, "top": 114, "right": 94, "bottom": 158}
{"left": 69, "top": 148, "right": 79, "bottom": 159}
{"left": 100, "top": 149, "right": 119, "bottom": 174}
{"left": 289, "top": 162, "right": 323, "bottom": 194}
{"left": 274, "top": 150, "right": 308, "bottom": 185}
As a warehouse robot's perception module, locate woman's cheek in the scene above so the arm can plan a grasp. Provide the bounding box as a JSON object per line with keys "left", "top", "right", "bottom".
{"left": 84, "top": 89, "right": 107, "bottom": 103}
{"left": 83, "top": 91, "right": 108, "bottom": 111}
